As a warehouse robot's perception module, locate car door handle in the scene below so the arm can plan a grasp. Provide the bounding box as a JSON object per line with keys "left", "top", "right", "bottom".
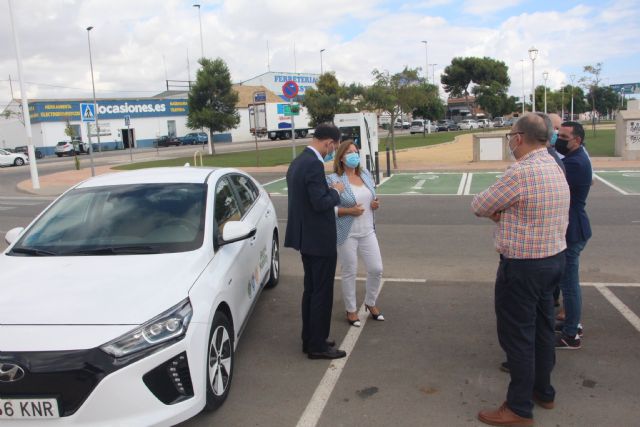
{"left": 265, "top": 209, "right": 271, "bottom": 218}
{"left": 249, "top": 236, "right": 257, "bottom": 246}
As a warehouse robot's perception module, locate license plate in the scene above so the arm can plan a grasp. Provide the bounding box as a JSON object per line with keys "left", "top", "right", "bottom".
{"left": 0, "top": 398, "right": 59, "bottom": 419}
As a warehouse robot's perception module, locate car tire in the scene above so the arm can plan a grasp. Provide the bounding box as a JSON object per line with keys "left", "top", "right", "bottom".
{"left": 204, "top": 311, "right": 234, "bottom": 412}
{"left": 35, "top": 151, "right": 43, "bottom": 159}
{"left": 265, "top": 232, "right": 280, "bottom": 289}
{"left": 14, "top": 157, "right": 25, "bottom": 166}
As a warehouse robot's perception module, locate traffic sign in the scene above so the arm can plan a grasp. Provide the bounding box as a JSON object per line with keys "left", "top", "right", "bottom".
{"left": 282, "top": 81, "right": 299, "bottom": 99}
{"left": 254, "top": 91, "right": 266, "bottom": 103}
{"left": 80, "top": 103, "right": 96, "bottom": 122}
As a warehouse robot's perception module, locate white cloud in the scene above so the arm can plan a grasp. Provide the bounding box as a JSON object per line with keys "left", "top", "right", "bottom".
{"left": 0, "top": 0, "right": 638, "bottom": 107}
{"left": 463, "top": 0, "right": 523, "bottom": 16}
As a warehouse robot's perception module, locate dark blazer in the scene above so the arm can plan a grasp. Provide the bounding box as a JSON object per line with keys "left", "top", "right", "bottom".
{"left": 284, "top": 147, "right": 340, "bottom": 256}
{"left": 562, "top": 145, "right": 592, "bottom": 243}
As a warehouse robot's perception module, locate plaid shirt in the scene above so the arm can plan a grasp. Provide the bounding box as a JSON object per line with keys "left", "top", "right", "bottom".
{"left": 471, "top": 147, "right": 570, "bottom": 259}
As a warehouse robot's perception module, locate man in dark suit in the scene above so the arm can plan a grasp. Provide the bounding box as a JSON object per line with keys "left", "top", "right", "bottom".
{"left": 285, "top": 123, "right": 347, "bottom": 360}
{"left": 554, "top": 121, "right": 592, "bottom": 350}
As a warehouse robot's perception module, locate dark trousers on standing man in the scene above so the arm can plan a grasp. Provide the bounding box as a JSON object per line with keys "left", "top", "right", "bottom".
{"left": 301, "top": 253, "right": 337, "bottom": 353}
{"left": 495, "top": 252, "right": 565, "bottom": 419}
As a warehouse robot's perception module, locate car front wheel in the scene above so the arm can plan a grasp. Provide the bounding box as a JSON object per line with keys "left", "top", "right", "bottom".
{"left": 265, "top": 232, "right": 279, "bottom": 288}
{"left": 14, "top": 157, "right": 25, "bottom": 166}
{"left": 204, "top": 311, "right": 234, "bottom": 412}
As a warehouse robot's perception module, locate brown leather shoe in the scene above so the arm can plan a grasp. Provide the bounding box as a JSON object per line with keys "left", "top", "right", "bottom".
{"left": 478, "top": 402, "right": 534, "bottom": 426}
{"left": 532, "top": 392, "right": 554, "bottom": 410}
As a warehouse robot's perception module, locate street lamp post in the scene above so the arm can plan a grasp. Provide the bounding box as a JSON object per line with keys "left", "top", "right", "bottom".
{"left": 561, "top": 82, "right": 565, "bottom": 119}
{"left": 520, "top": 59, "right": 525, "bottom": 114}
{"left": 421, "top": 40, "right": 428, "bottom": 83}
{"left": 320, "top": 48, "right": 325, "bottom": 75}
{"left": 429, "top": 63, "right": 437, "bottom": 86}
{"left": 193, "top": 4, "right": 204, "bottom": 60}
{"left": 569, "top": 74, "right": 576, "bottom": 120}
{"left": 528, "top": 47, "right": 538, "bottom": 112}
{"left": 542, "top": 71, "right": 549, "bottom": 113}
{"left": 8, "top": 0, "right": 39, "bottom": 189}
{"left": 86, "top": 27, "right": 101, "bottom": 167}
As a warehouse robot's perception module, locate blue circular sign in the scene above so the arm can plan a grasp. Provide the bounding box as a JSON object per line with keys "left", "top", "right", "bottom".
{"left": 282, "top": 81, "right": 299, "bottom": 99}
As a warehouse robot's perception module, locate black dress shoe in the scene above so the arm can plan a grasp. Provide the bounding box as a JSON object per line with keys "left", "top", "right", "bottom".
{"left": 302, "top": 340, "right": 336, "bottom": 354}
{"left": 308, "top": 348, "right": 346, "bottom": 360}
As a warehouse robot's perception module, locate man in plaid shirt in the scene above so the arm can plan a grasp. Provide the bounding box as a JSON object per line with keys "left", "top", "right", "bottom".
{"left": 472, "top": 113, "right": 570, "bottom": 426}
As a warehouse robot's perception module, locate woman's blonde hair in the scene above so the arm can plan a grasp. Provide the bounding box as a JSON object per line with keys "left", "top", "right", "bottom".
{"left": 332, "top": 139, "right": 360, "bottom": 176}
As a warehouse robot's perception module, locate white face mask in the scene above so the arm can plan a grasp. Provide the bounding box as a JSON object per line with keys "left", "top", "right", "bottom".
{"left": 508, "top": 138, "right": 518, "bottom": 161}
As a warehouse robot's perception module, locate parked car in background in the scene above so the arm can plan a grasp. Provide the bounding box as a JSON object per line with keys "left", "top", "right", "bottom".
{"left": 458, "top": 119, "right": 480, "bottom": 130}
{"left": 155, "top": 135, "right": 182, "bottom": 147}
{"left": 493, "top": 117, "right": 505, "bottom": 128}
{"left": 477, "top": 119, "right": 492, "bottom": 128}
{"left": 0, "top": 148, "right": 29, "bottom": 167}
{"left": 55, "top": 140, "right": 90, "bottom": 157}
{"left": 436, "top": 120, "right": 460, "bottom": 131}
{"left": 503, "top": 118, "right": 517, "bottom": 127}
{"left": 410, "top": 119, "right": 440, "bottom": 134}
{"left": 0, "top": 167, "right": 280, "bottom": 425}
{"left": 15, "top": 145, "right": 44, "bottom": 159}
{"left": 180, "top": 132, "right": 209, "bottom": 145}
{"left": 394, "top": 119, "right": 410, "bottom": 129}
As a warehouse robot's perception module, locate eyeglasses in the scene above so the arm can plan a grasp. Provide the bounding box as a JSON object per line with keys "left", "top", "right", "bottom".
{"left": 505, "top": 132, "right": 524, "bottom": 139}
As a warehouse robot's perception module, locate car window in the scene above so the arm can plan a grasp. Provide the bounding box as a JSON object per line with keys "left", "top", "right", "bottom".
{"left": 214, "top": 177, "right": 242, "bottom": 235}
{"left": 11, "top": 184, "right": 207, "bottom": 255}
{"left": 228, "top": 174, "right": 259, "bottom": 213}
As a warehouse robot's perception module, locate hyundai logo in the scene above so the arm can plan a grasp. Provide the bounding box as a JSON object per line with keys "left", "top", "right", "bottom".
{"left": 0, "top": 363, "right": 25, "bottom": 382}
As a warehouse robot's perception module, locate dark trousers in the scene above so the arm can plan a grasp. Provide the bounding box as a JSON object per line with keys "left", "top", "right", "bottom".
{"left": 301, "top": 253, "right": 337, "bottom": 353}
{"left": 495, "top": 252, "right": 565, "bottom": 419}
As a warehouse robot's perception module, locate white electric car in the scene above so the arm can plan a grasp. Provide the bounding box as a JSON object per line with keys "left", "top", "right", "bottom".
{"left": 0, "top": 167, "right": 280, "bottom": 426}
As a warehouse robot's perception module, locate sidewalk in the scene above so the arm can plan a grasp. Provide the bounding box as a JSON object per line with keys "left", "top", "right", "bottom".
{"left": 17, "top": 134, "right": 640, "bottom": 196}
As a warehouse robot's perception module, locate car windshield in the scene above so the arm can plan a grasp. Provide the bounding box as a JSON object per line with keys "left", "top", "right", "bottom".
{"left": 56, "top": 141, "right": 68, "bottom": 146}
{"left": 10, "top": 183, "right": 207, "bottom": 256}
{"left": 411, "top": 121, "right": 422, "bottom": 126}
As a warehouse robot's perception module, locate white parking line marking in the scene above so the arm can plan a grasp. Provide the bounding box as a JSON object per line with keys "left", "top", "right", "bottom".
{"left": 594, "top": 174, "right": 629, "bottom": 195}
{"left": 463, "top": 172, "right": 473, "bottom": 195}
{"left": 594, "top": 285, "right": 640, "bottom": 333}
{"left": 262, "top": 177, "right": 286, "bottom": 187}
{"left": 412, "top": 179, "right": 426, "bottom": 190}
{"left": 297, "top": 276, "right": 425, "bottom": 427}
{"left": 583, "top": 282, "right": 640, "bottom": 288}
{"left": 457, "top": 173, "right": 468, "bottom": 195}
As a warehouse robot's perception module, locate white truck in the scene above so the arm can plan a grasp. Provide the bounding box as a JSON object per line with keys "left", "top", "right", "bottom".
{"left": 250, "top": 102, "right": 313, "bottom": 140}
{"left": 333, "top": 112, "right": 380, "bottom": 183}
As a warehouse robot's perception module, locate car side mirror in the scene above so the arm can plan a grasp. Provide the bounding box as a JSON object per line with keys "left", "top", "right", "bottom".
{"left": 5, "top": 227, "right": 25, "bottom": 246}
{"left": 217, "top": 221, "right": 256, "bottom": 247}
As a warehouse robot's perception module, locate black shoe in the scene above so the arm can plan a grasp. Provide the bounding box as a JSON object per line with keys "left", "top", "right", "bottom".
{"left": 308, "top": 348, "right": 347, "bottom": 360}
{"left": 499, "top": 361, "right": 510, "bottom": 373}
{"left": 555, "top": 322, "right": 583, "bottom": 337}
{"left": 555, "top": 332, "right": 581, "bottom": 350}
{"left": 302, "top": 340, "right": 336, "bottom": 354}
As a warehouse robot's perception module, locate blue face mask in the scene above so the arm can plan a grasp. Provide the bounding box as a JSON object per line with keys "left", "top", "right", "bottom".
{"left": 344, "top": 152, "right": 360, "bottom": 168}
{"left": 323, "top": 151, "right": 334, "bottom": 163}
{"left": 550, "top": 130, "right": 558, "bottom": 146}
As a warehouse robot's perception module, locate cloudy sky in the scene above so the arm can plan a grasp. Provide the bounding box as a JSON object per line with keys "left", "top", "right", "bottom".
{"left": 1, "top": 0, "right": 639, "bottom": 108}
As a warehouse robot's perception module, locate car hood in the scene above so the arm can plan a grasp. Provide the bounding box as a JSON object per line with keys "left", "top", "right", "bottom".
{"left": 0, "top": 252, "right": 208, "bottom": 325}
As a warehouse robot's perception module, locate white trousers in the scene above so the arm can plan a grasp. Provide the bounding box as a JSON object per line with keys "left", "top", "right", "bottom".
{"left": 337, "top": 232, "right": 383, "bottom": 313}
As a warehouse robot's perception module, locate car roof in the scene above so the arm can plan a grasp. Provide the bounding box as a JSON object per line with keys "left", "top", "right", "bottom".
{"left": 74, "top": 167, "right": 243, "bottom": 188}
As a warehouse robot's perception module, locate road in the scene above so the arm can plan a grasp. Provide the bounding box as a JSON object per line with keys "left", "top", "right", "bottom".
{"left": 1, "top": 166, "right": 639, "bottom": 426}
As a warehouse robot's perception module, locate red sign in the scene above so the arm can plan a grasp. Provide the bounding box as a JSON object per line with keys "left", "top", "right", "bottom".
{"left": 282, "top": 81, "right": 299, "bottom": 99}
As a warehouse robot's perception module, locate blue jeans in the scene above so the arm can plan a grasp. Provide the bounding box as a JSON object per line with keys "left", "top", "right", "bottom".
{"left": 495, "top": 252, "right": 565, "bottom": 418}
{"left": 560, "top": 240, "right": 588, "bottom": 337}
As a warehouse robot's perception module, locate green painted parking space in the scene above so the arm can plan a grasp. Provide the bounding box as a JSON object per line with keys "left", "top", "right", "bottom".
{"left": 377, "top": 173, "right": 465, "bottom": 195}
{"left": 264, "top": 178, "right": 288, "bottom": 194}
{"left": 465, "top": 172, "right": 503, "bottom": 195}
{"left": 595, "top": 171, "right": 640, "bottom": 195}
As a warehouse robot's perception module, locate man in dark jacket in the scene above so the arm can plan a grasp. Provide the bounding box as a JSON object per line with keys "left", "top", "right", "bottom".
{"left": 285, "top": 123, "right": 346, "bottom": 359}
{"left": 554, "top": 121, "right": 592, "bottom": 350}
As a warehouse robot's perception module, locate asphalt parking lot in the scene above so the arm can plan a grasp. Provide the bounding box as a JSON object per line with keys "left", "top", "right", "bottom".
{"left": 178, "top": 173, "right": 640, "bottom": 427}
{"left": 1, "top": 171, "right": 639, "bottom": 426}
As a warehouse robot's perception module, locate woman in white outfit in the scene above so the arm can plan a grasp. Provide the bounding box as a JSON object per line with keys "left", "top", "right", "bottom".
{"left": 327, "top": 140, "right": 384, "bottom": 327}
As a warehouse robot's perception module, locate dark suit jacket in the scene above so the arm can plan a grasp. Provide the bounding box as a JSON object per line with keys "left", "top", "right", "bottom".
{"left": 284, "top": 147, "right": 340, "bottom": 256}
{"left": 562, "top": 145, "right": 592, "bottom": 243}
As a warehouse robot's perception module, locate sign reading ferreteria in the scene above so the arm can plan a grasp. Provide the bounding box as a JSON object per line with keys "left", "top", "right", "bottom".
{"left": 28, "top": 99, "right": 189, "bottom": 123}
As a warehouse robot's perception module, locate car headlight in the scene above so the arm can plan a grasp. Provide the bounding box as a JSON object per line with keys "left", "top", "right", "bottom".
{"left": 101, "top": 299, "right": 193, "bottom": 358}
